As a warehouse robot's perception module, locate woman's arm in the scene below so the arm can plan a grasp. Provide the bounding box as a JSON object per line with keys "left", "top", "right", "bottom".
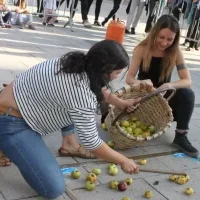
{"left": 168, "top": 49, "right": 191, "bottom": 89}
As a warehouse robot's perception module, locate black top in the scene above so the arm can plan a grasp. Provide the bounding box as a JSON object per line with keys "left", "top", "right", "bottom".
{"left": 137, "top": 57, "right": 172, "bottom": 88}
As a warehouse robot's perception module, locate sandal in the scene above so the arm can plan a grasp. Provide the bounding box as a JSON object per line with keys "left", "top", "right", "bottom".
{"left": 0, "top": 151, "right": 11, "bottom": 167}
{"left": 186, "top": 47, "right": 191, "bottom": 51}
{"left": 58, "top": 144, "right": 97, "bottom": 159}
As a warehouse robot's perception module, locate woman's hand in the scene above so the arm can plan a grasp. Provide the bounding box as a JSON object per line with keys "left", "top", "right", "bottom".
{"left": 122, "top": 98, "right": 141, "bottom": 112}
{"left": 157, "top": 83, "right": 174, "bottom": 96}
{"left": 140, "top": 79, "right": 154, "bottom": 91}
{"left": 120, "top": 158, "right": 139, "bottom": 174}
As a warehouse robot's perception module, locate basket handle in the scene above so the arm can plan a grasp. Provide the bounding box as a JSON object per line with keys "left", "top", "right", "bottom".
{"left": 111, "top": 87, "right": 176, "bottom": 126}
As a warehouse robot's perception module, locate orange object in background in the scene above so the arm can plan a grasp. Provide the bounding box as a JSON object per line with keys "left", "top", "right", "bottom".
{"left": 105, "top": 19, "right": 125, "bottom": 44}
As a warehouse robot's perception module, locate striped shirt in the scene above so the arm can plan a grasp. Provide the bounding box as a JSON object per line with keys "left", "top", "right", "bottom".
{"left": 13, "top": 58, "right": 102, "bottom": 150}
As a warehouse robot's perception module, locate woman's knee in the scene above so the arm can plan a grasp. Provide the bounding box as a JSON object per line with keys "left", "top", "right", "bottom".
{"left": 177, "top": 88, "right": 195, "bottom": 103}
{"left": 42, "top": 177, "right": 65, "bottom": 199}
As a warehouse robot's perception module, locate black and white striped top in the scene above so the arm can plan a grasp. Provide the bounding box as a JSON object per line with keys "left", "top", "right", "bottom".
{"left": 13, "top": 58, "right": 102, "bottom": 150}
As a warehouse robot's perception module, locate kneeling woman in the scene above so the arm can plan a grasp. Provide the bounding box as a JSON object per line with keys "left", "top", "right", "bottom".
{"left": 126, "top": 15, "right": 199, "bottom": 158}
{"left": 0, "top": 40, "right": 139, "bottom": 199}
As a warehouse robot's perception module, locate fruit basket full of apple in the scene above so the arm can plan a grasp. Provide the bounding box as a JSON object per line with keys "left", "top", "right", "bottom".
{"left": 105, "top": 85, "right": 176, "bottom": 150}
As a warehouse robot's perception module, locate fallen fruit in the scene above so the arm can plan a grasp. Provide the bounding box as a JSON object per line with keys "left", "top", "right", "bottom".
{"left": 122, "top": 196, "right": 131, "bottom": 200}
{"left": 107, "top": 140, "right": 115, "bottom": 148}
{"left": 86, "top": 173, "right": 97, "bottom": 183}
{"left": 108, "top": 163, "right": 116, "bottom": 170}
{"left": 109, "top": 165, "right": 118, "bottom": 176}
{"left": 71, "top": 169, "right": 81, "bottom": 179}
{"left": 169, "top": 175, "right": 178, "bottom": 181}
{"left": 185, "top": 187, "right": 194, "bottom": 195}
{"left": 101, "top": 123, "right": 107, "bottom": 130}
{"left": 109, "top": 180, "right": 119, "bottom": 189}
{"left": 176, "top": 176, "right": 187, "bottom": 185}
{"left": 125, "top": 177, "right": 133, "bottom": 185}
{"left": 85, "top": 181, "right": 95, "bottom": 191}
{"left": 139, "top": 159, "right": 147, "bottom": 165}
{"left": 118, "top": 181, "right": 127, "bottom": 191}
{"left": 185, "top": 174, "right": 190, "bottom": 182}
{"left": 92, "top": 168, "right": 101, "bottom": 175}
{"left": 144, "top": 190, "right": 153, "bottom": 198}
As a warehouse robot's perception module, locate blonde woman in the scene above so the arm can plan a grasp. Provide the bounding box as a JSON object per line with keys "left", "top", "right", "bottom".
{"left": 126, "top": 15, "right": 199, "bottom": 158}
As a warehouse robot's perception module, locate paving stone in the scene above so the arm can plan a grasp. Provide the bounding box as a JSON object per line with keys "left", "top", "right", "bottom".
{"left": 72, "top": 179, "right": 167, "bottom": 200}
{"left": 0, "top": 165, "right": 37, "bottom": 200}
{"left": 144, "top": 168, "right": 200, "bottom": 200}
{"left": 56, "top": 157, "right": 77, "bottom": 166}
{"left": 83, "top": 157, "right": 170, "bottom": 185}
{"left": 64, "top": 166, "right": 100, "bottom": 190}
{"left": 0, "top": 194, "right": 5, "bottom": 200}
{"left": 156, "top": 155, "right": 200, "bottom": 171}
{"left": 142, "top": 144, "right": 178, "bottom": 154}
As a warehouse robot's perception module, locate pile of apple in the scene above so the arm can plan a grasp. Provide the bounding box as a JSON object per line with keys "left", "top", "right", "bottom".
{"left": 169, "top": 174, "right": 194, "bottom": 195}
{"left": 119, "top": 116, "right": 155, "bottom": 138}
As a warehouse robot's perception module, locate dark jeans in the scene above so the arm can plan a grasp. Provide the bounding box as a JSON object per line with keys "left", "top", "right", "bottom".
{"left": 101, "top": 88, "right": 195, "bottom": 131}
{"left": 1, "top": 12, "right": 12, "bottom": 24}
{"left": 87, "top": 0, "right": 103, "bottom": 21}
{"left": 145, "top": 0, "right": 156, "bottom": 33}
{"left": 167, "top": 88, "right": 195, "bottom": 130}
{"left": 37, "top": 0, "right": 43, "bottom": 12}
{"left": 104, "top": 0, "right": 123, "bottom": 22}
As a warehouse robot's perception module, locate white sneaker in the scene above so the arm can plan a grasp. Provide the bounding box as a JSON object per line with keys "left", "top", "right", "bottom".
{"left": 83, "top": 20, "right": 92, "bottom": 28}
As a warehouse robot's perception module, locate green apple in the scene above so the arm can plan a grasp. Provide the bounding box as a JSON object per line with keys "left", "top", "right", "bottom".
{"left": 85, "top": 181, "right": 95, "bottom": 191}
{"left": 140, "top": 123, "right": 148, "bottom": 131}
{"left": 109, "top": 180, "right": 119, "bottom": 189}
{"left": 135, "top": 121, "right": 141, "bottom": 127}
{"left": 144, "top": 190, "right": 153, "bottom": 198}
{"left": 142, "top": 131, "right": 151, "bottom": 137}
{"left": 71, "top": 169, "right": 81, "bottom": 179}
{"left": 120, "top": 120, "right": 130, "bottom": 127}
{"left": 107, "top": 140, "right": 115, "bottom": 148}
{"left": 185, "top": 174, "right": 190, "bottom": 182}
{"left": 122, "top": 197, "right": 131, "bottom": 200}
{"left": 101, "top": 123, "right": 107, "bottom": 130}
{"left": 139, "top": 159, "right": 147, "bottom": 165}
{"left": 92, "top": 168, "right": 101, "bottom": 175}
{"left": 121, "top": 126, "right": 127, "bottom": 131}
{"left": 130, "top": 122, "right": 137, "bottom": 129}
{"left": 185, "top": 187, "right": 194, "bottom": 195}
{"left": 86, "top": 173, "right": 97, "bottom": 183}
{"left": 148, "top": 125, "right": 155, "bottom": 133}
{"left": 108, "top": 163, "right": 116, "bottom": 170}
{"left": 175, "top": 176, "right": 187, "bottom": 185}
{"left": 125, "top": 177, "right": 133, "bottom": 185}
{"left": 133, "top": 128, "right": 143, "bottom": 136}
{"left": 169, "top": 175, "right": 178, "bottom": 181}
{"left": 130, "top": 116, "right": 138, "bottom": 122}
{"left": 108, "top": 166, "right": 118, "bottom": 176}
{"left": 126, "top": 127, "right": 133, "bottom": 134}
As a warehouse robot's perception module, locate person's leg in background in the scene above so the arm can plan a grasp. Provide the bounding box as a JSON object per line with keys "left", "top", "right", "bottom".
{"left": 101, "top": 0, "right": 123, "bottom": 26}
{"left": 167, "top": 88, "right": 199, "bottom": 157}
{"left": 144, "top": 0, "right": 156, "bottom": 33}
{"left": 0, "top": 115, "right": 65, "bottom": 198}
{"left": 2, "top": 11, "right": 12, "bottom": 28}
{"left": 81, "top": 0, "right": 92, "bottom": 28}
{"left": 126, "top": 0, "right": 139, "bottom": 34}
{"left": 23, "top": 14, "right": 36, "bottom": 30}
{"left": 131, "top": 0, "right": 145, "bottom": 34}
{"left": 94, "top": 0, "right": 103, "bottom": 25}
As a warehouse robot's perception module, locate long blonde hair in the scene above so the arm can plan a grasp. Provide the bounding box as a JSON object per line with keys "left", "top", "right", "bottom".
{"left": 136, "top": 15, "right": 180, "bottom": 83}
{"left": 16, "top": 0, "right": 26, "bottom": 9}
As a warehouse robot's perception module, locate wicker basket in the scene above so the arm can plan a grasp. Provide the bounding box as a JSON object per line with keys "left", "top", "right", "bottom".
{"left": 105, "top": 85, "right": 175, "bottom": 150}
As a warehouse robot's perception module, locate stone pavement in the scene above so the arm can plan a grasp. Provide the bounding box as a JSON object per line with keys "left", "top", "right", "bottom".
{"left": 0, "top": 1, "right": 200, "bottom": 200}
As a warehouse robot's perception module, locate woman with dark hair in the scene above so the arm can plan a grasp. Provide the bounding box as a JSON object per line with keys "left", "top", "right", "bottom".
{"left": 126, "top": 15, "right": 199, "bottom": 158}
{"left": 0, "top": 40, "right": 139, "bottom": 198}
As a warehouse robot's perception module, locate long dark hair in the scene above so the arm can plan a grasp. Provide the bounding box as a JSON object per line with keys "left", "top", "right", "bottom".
{"left": 58, "top": 40, "right": 129, "bottom": 102}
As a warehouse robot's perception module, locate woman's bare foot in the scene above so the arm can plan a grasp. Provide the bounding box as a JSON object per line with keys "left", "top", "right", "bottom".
{"left": 0, "top": 152, "right": 11, "bottom": 167}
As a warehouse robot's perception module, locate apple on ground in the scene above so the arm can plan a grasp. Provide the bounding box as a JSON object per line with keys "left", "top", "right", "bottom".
{"left": 118, "top": 181, "right": 127, "bottom": 191}
{"left": 109, "top": 180, "right": 119, "bottom": 189}
{"left": 92, "top": 168, "right": 101, "bottom": 175}
{"left": 122, "top": 197, "right": 131, "bottom": 200}
{"left": 86, "top": 173, "right": 97, "bottom": 183}
{"left": 139, "top": 159, "right": 147, "bottom": 165}
{"left": 109, "top": 165, "right": 118, "bottom": 176}
{"left": 185, "top": 187, "right": 194, "bottom": 195}
{"left": 108, "top": 163, "right": 116, "bottom": 170}
{"left": 71, "top": 169, "right": 81, "bottom": 179}
{"left": 125, "top": 177, "right": 133, "bottom": 185}
{"left": 169, "top": 175, "right": 178, "bottom": 181}
{"left": 175, "top": 176, "right": 187, "bottom": 185}
{"left": 144, "top": 190, "right": 153, "bottom": 198}
{"left": 85, "top": 181, "right": 95, "bottom": 191}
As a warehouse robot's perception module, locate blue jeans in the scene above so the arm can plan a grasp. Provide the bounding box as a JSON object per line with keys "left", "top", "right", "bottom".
{"left": 0, "top": 114, "right": 72, "bottom": 199}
